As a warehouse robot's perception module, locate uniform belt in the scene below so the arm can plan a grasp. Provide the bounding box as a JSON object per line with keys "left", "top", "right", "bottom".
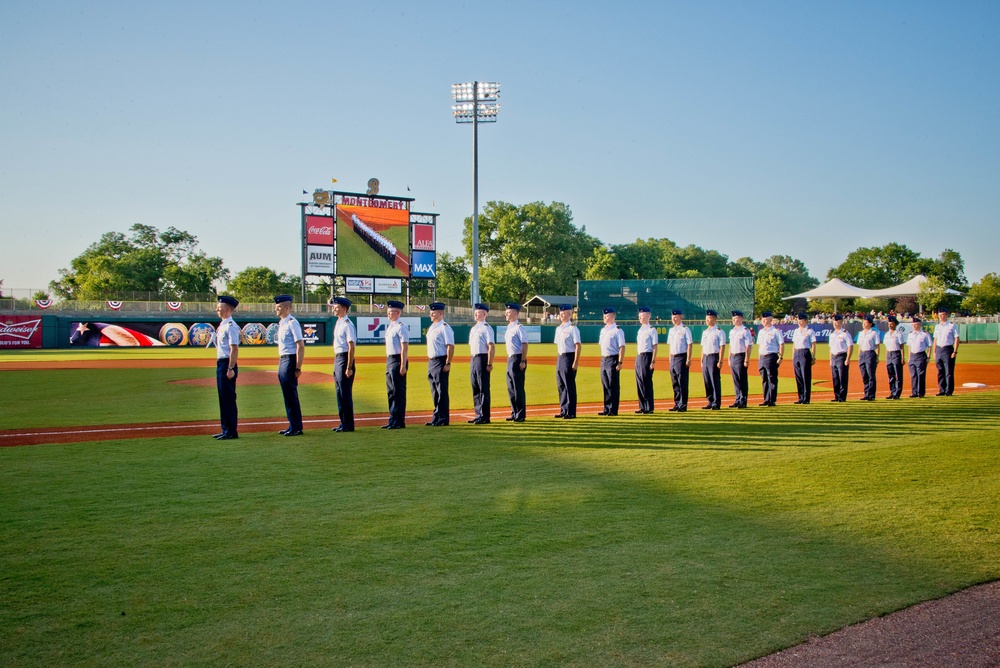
{"left": 431, "top": 355, "right": 448, "bottom": 361}
{"left": 281, "top": 354, "right": 296, "bottom": 358}
{"left": 672, "top": 353, "right": 687, "bottom": 358}
{"left": 388, "top": 354, "right": 402, "bottom": 359}
{"left": 603, "top": 355, "right": 619, "bottom": 360}
{"left": 560, "top": 352, "right": 575, "bottom": 357}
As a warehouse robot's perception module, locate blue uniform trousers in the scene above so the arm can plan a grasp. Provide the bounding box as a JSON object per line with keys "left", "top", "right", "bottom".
{"left": 600, "top": 356, "right": 620, "bottom": 415}
{"left": 936, "top": 345, "right": 955, "bottom": 395}
{"left": 831, "top": 353, "right": 850, "bottom": 401}
{"left": 702, "top": 353, "right": 722, "bottom": 408}
{"left": 635, "top": 352, "right": 655, "bottom": 413}
{"left": 859, "top": 350, "right": 878, "bottom": 400}
{"left": 886, "top": 350, "right": 903, "bottom": 399}
{"left": 909, "top": 351, "right": 928, "bottom": 397}
{"left": 278, "top": 354, "right": 303, "bottom": 431}
{"left": 427, "top": 356, "right": 450, "bottom": 425}
{"left": 670, "top": 354, "right": 689, "bottom": 409}
{"left": 556, "top": 353, "right": 577, "bottom": 417}
{"left": 730, "top": 353, "right": 749, "bottom": 407}
{"left": 506, "top": 354, "right": 526, "bottom": 420}
{"left": 792, "top": 349, "right": 812, "bottom": 403}
{"left": 216, "top": 358, "right": 238, "bottom": 436}
{"left": 386, "top": 354, "right": 407, "bottom": 427}
{"left": 334, "top": 353, "right": 355, "bottom": 430}
{"left": 758, "top": 353, "right": 779, "bottom": 405}
{"left": 470, "top": 354, "right": 491, "bottom": 422}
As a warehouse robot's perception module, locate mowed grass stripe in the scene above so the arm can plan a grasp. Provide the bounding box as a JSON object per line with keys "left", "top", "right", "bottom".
{"left": 1, "top": 392, "right": 998, "bottom": 666}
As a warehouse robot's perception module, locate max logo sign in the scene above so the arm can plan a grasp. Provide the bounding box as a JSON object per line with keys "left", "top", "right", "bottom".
{"left": 414, "top": 263, "right": 435, "bottom": 277}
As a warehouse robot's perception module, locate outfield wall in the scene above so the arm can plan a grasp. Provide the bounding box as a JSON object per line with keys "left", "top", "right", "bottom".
{"left": 3, "top": 314, "right": 998, "bottom": 349}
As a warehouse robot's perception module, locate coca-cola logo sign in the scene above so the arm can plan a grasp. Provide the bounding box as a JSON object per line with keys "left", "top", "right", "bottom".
{"left": 0, "top": 317, "right": 43, "bottom": 348}
{"left": 306, "top": 215, "right": 334, "bottom": 245}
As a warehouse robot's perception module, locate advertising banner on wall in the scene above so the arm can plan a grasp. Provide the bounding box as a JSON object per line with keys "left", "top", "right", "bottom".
{"left": 345, "top": 277, "right": 374, "bottom": 294}
{"left": 412, "top": 223, "right": 435, "bottom": 251}
{"left": 497, "top": 325, "right": 543, "bottom": 344}
{"left": 305, "top": 215, "right": 335, "bottom": 245}
{"left": 355, "top": 316, "right": 422, "bottom": 344}
{"left": 69, "top": 321, "right": 326, "bottom": 347}
{"left": 306, "top": 245, "right": 335, "bottom": 274}
{"left": 374, "top": 277, "right": 403, "bottom": 294}
{"left": 0, "top": 316, "right": 44, "bottom": 348}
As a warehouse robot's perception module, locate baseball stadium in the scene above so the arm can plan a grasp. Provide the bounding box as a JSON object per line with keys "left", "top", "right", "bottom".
{"left": 2, "top": 312, "right": 999, "bottom": 666}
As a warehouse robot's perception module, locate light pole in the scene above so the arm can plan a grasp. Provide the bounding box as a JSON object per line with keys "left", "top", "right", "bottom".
{"left": 452, "top": 81, "right": 500, "bottom": 307}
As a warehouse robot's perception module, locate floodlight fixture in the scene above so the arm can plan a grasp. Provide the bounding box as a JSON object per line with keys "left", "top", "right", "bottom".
{"left": 451, "top": 81, "right": 501, "bottom": 306}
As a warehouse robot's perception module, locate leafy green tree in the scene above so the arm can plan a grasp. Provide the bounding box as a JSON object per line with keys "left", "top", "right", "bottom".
{"left": 227, "top": 266, "right": 301, "bottom": 302}
{"left": 463, "top": 201, "right": 599, "bottom": 303}
{"left": 962, "top": 273, "right": 1000, "bottom": 315}
{"left": 917, "top": 275, "right": 950, "bottom": 313}
{"left": 584, "top": 246, "right": 619, "bottom": 280}
{"left": 50, "top": 224, "right": 228, "bottom": 299}
{"left": 434, "top": 252, "right": 471, "bottom": 301}
{"left": 827, "top": 243, "right": 932, "bottom": 289}
{"left": 929, "top": 249, "right": 967, "bottom": 290}
{"left": 754, "top": 274, "right": 787, "bottom": 316}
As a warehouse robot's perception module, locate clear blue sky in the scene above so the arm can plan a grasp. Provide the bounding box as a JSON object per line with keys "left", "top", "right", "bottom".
{"left": 2, "top": 1, "right": 998, "bottom": 294}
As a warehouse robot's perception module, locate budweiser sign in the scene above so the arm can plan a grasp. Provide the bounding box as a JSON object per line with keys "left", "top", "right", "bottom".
{"left": 306, "top": 215, "right": 335, "bottom": 245}
{"left": 0, "top": 317, "right": 44, "bottom": 348}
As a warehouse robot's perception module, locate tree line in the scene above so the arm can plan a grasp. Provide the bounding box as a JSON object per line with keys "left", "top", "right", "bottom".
{"left": 18, "top": 204, "right": 998, "bottom": 315}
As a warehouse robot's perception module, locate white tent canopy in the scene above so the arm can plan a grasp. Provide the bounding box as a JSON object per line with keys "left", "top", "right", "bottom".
{"left": 784, "top": 278, "right": 873, "bottom": 301}
{"left": 865, "top": 274, "right": 962, "bottom": 298}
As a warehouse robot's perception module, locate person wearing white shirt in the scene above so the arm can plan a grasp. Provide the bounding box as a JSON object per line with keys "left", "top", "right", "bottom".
{"left": 791, "top": 312, "right": 817, "bottom": 404}
{"left": 273, "top": 294, "right": 305, "bottom": 436}
{"left": 728, "top": 310, "right": 754, "bottom": 408}
{"left": 856, "top": 314, "right": 881, "bottom": 401}
{"left": 383, "top": 300, "right": 409, "bottom": 429}
{"left": 883, "top": 315, "right": 904, "bottom": 399}
{"left": 330, "top": 297, "right": 357, "bottom": 432}
{"left": 467, "top": 304, "right": 496, "bottom": 424}
{"left": 666, "top": 309, "right": 694, "bottom": 412}
{"left": 907, "top": 317, "right": 934, "bottom": 398}
{"left": 635, "top": 307, "right": 658, "bottom": 414}
{"left": 933, "top": 308, "right": 960, "bottom": 396}
{"left": 425, "top": 302, "right": 455, "bottom": 426}
{"left": 828, "top": 314, "right": 854, "bottom": 402}
{"left": 700, "top": 309, "right": 727, "bottom": 410}
{"left": 597, "top": 307, "right": 626, "bottom": 416}
{"left": 213, "top": 295, "right": 242, "bottom": 440}
{"left": 503, "top": 302, "right": 528, "bottom": 422}
{"left": 755, "top": 311, "right": 785, "bottom": 406}
{"left": 553, "top": 304, "right": 582, "bottom": 419}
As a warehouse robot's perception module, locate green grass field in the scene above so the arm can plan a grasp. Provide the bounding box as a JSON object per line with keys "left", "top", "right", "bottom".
{"left": 1, "top": 345, "right": 999, "bottom": 666}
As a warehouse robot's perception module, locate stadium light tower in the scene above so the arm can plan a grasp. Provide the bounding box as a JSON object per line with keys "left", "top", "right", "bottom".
{"left": 452, "top": 81, "right": 500, "bottom": 307}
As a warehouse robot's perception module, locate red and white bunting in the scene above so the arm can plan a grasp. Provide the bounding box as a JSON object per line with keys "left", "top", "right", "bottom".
{"left": 167, "top": 301, "right": 182, "bottom": 311}
{"left": 415, "top": 305, "right": 427, "bottom": 311}
{"left": 107, "top": 301, "right": 123, "bottom": 310}
{"left": 34, "top": 299, "right": 53, "bottom": 309}
{"left": 374, "top": 303, "right": 385, "bottom": 310}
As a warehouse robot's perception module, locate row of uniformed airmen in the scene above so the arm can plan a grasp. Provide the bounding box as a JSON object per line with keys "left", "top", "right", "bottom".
{"left": 211, "top": 296, "right": 962, "bottom": 438}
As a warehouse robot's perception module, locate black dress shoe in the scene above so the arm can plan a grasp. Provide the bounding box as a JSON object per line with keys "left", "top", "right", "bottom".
{"left": 677, "top": 407, "right": 687, "bottom": 412}
{"left": 212, "top": 433, "right": 226, "bottom": 439}
{"left": 426, "top": 422, "right": 437, "bottom": 426}
{"left": 563, "top": 415, "right": 576, "bottom": 419}
{"left": 711, "top": 406, "right": 720, "bottom": 410}
{"left": 759, "top": 402, "right": 771, "bottom": 406}
{"left": 467, "top": 419, "right": 480, "bottom": 424}
{"left": 438, "top": 422, "right": 449, "bottom": 426}
{"left": 793, "top": 400, "right": 803, "bottom": 405}
{"left": 936, "top": 393, "right": 947, "bottom": 396}
{"left": 278, "top": 428, "right": 290, "bottom": 435}
{"left": 511, "top": 418, "right": 525, "bottom": 422}
{"left": 505, "top": 417, "right": 515, "bottom": 421}
{"left": 554, "top": 414, "right": 565, "bottom": 418}
{"left": 381, "top": 424, "right": 391, "bottom": 429}
{"left": 217, "top": 433, "right": 238, "bottom": 440}
{"left": 802, "top": 401, "right": 810, "bottom": 404}
{"left": 635, "top": 410, "right": 646, "bottom": 414}
{"left": 701, "top": 405, "right": 714, "bottom": 410}
{"left": 386, "top": 424, "right": 405, "bottom": 430}
{"left": 729, "top": 403, "right": 740, "bottom": 408}
{"left": 668, "top": 407, "right": 679, "bottom": 412}
{"left": 284, "top": 430, "right": 303, "bottom": 437}
{"left": 596, "top": 411, "right": 609, "bottom": 416}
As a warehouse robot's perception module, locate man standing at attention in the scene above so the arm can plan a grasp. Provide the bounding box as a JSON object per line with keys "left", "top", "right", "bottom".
{"left": 728, "top": 310, "right": 753, "bottom": 409}
{"left": 597, "top": 307, "right": 626, "bottom": 416}
{"left": 425, "top": 302, "right": 455, "bottom": 426}
{"left": 330, "top": 297, "right": 356, "bottom": 432}
{"left": 634, "top": 306, "right": 658, "bottom": 414}
{"left": 907, "top": 316, "right": 933, "bottom": 398}
{"left": 828, "top": 314, "right": 853, "bottom": 402}
{"left": 553, "top": 304, "right": 581, "bottom": 419}
{"left": 700, "top": 309, "right": 726, "bottom": 410}
{"left": 503, "top": 302, "right": 528, "bottom": 422}
{"left": 755, "top": 311, "right": 784, "bottom": 407}
{"left": 791, "top": 312, "right": 817, "bottom": 404}
{"left": 666, "top": 309, "right": 693, "bottom": 412}
{"left": 273, "top": 294, "right": 305, "bottom": 436}
{"left": 933, "top": 308, "right": 960, "bottom": 396}
{"left": 383, "top": 300, "right": 409, "bottom": 429}
{"left": 213, "top": 295, "right": 241, "bottom": 440}
{"left": 856, "top": 314, "right": 881, "bottom": 401}
{"left": 468, "top": 303, "right": 495, "bottom": 424}
{"left": 883, "top": 315, "right": 904, "bottom": 400}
